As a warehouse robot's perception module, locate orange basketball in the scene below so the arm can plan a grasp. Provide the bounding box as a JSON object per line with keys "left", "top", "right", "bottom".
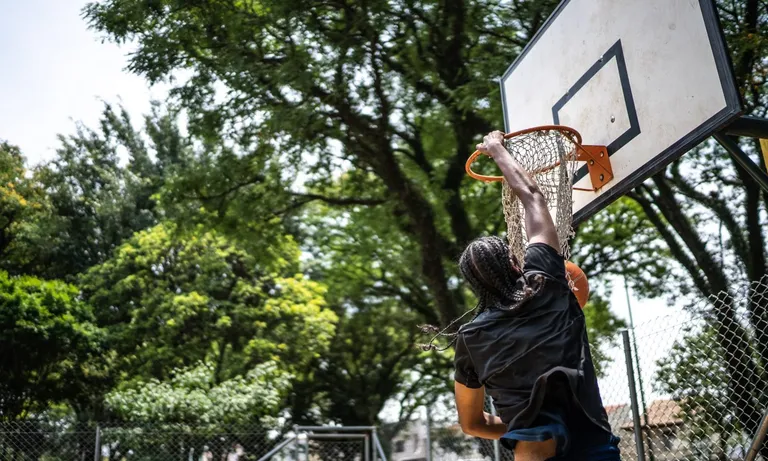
{"left": 565, "top": 261, "right": 589, "bottom": 309}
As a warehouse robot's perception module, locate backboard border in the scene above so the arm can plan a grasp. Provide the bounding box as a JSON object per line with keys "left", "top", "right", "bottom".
{"left": 498, "top": 0, "right": 742, "bottom": 224}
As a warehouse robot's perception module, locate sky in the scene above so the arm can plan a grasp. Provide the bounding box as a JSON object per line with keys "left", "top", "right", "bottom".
{"left": 0, "top": 0, "right": 169, "bottom": 165}
{"left": 0, "top": 0, "right": 688, "bottom": 420}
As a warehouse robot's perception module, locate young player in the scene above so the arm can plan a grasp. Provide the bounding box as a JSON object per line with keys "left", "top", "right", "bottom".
{"left": 427, "top": 131, "right": 621, "bottom": 460}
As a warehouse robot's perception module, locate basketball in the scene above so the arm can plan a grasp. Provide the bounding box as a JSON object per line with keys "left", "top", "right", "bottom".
{"left": 565, "top": 261, "right": 589, "bottom": 309}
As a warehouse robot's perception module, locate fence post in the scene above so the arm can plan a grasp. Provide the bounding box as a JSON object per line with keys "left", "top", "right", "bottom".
{"left": 490, "top": 399, "right": 501, "bottom": 461}
{"left": 623, "top": 329, "right": 647, "bottom": 461}
{"left": 424, "top": 406, "right": 432, "bottom": 461}
{"left": 93, "top": 425, "right": 101, "bottom": 461}
{"left": 745, "top": 409, "right": 768, "bottom": 461}
{"left": 293, "top": 425, "right": 299, "bottom": 461}
{"left": 364, "top": 435, "right": 370, "bottom": 461}
{"left": 371, "top": 428, "right": 378, "bottom": 461}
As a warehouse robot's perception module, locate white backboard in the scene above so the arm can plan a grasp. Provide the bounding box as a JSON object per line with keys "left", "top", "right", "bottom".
{"left": 500, "top": 0, "right": 741, "bottom": 222}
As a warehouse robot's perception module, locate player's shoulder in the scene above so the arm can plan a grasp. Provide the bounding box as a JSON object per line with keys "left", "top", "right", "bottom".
{"left": 524, "top": 242, "right": 566, "bottom": 281}
{"left": 525, "top": 242, "right": 563, "bottom": 258}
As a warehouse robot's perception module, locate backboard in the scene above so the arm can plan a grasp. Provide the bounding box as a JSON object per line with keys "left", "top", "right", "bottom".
{"left": 500, "top": 0, "right": 741, "bottom": 223}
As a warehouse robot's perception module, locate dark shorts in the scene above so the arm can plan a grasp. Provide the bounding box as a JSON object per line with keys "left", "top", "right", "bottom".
{"left": 500, "top": 410, "right": 620, "bottom": 460}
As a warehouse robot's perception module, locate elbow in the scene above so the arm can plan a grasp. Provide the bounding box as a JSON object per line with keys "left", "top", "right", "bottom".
{"left": 459, "top": 419, "right": 480, "bottom": 437}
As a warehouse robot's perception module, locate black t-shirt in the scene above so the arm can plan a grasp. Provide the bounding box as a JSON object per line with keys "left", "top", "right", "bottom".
{"left": 454, "top": 243, "right": 611, "bottom": 436}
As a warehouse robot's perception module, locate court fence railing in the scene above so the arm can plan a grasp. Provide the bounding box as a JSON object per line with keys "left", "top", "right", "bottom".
{"left": 0, "top": 423, "right": 387, "bottom": 461}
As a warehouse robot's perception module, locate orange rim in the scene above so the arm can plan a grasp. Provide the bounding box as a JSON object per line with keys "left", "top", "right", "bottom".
{"left": 465, "top": 125, "right": 583, "bottom": 183}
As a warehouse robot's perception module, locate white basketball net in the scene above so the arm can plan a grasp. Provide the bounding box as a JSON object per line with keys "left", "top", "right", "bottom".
{"left": 501, "top": 129, "right": 580, "bottom": 266}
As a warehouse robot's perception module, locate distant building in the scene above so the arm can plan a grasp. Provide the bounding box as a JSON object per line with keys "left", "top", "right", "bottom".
{"left": 606, "top": 399, "right": 692, "bottom": 461}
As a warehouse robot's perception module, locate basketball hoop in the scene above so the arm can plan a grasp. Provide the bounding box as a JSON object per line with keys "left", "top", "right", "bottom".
{"left": 465, "top": 125, "right": 612, "bottom": 192}
{"left": 464, "top": 125, "right": 612, "bottom": 300}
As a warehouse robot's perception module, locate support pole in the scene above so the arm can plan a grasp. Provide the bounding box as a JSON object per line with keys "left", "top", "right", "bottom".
{"left": 713, "top": 133, "right": 768, "bottom": 193}
{"left": 425, "top": 406, "right": 432, "bottom": 461}
{"left": 722, "top": 116, "right": 768, "bottom": 139}
{"left": 371, "top": 428, "right": 378, "bottom": 461}
{"left": 374, "top": 432, "right": 388, "bottom": 461}
{"left": 625, "top": 279, "right": 654, "bottom": 461}
{"left": 745, "top": 409, "right": 768, "bottom": 461}
{"left": 93, "top": 425, "right": 101, "bottom": 461}
{"left": 364, "top": 435, "right": 370, "bottom": 461}
{"left": 255, "top": 436, "right": 298, "bottom": 461}
{"left": 623, "top": 329, "right": 647, "bottom": 461}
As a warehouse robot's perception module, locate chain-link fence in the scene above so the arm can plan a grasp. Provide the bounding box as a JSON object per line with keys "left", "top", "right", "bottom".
{"left": 417, "top": 277, "right": 768, "bottom": 461}
{"left": 0, "top": 422, "right": 287, "bottom": 461}
{"left": 0, "top": 423, "right": 385, "bottom": 461}
{"left": 600, "top": 277, "right": 768, "bottom": 461}
{"left": 3, "top": 279, "right": 768, "bottom": 460}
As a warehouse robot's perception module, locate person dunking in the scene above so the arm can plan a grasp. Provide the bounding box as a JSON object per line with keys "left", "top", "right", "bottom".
{"left": 423, "top": 131, "right": 621, "bottom": 460}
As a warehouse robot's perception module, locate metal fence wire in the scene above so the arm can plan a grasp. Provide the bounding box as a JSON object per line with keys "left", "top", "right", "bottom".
{"left": 3, "top": 278, "right": 768, "bottom": 461}
{"left": 422, "top": 277, "right": 768, "bottom": 461}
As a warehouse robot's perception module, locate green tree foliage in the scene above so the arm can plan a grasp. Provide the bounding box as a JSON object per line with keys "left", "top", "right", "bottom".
{"left": 0, "top": 271, "right": 103, "bottom": 420}
{"left": 105, "top": 361, "right": 291, "bottom": 424}
{"left": 21, "top": 104, "right": 187, "bottom": 280}
{"left": 79, "top": 223, "right": 337, "bottom": 383}
{"left": 0, "top": 142, "right": 49, "bottom": 269}
{"left": 79, "top": 1, "right": 640, "bottom": 426}
{"left": 83, "top": 0, "right": 659, "bottom": 328}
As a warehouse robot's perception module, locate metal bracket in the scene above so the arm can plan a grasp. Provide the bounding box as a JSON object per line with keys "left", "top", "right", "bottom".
{"left": 722, "top": 115, "right": 768, "bottom": 139}
{"left": 575, "top": 145, "right": 613, "bottom": 191}
{"left": 713, "top": 133, "right": 768, "bottom": 193}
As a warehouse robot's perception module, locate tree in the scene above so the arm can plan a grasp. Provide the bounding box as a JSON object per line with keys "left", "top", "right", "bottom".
{"left": 0, "top": 142, "right": 48, "bottom": 269}
{"left": 79, "top": 223, "right": 337, "bottom": 384}
{"left": 0, "top": 271, "right": 104, "bottom": 420}
{"left": 102, "top": 362, "right": 292, "bottom": 460}
{"left": 82, "top": 0, "right": 640, "bottom": 427}
{"left": 84, "top": 0, "right": 652, "bottom": 326}
{"left": 105, "top": 361, "right": 290, "bottom": 425}
{"left": 19, "top": 103, "right": 186, "bottom": 280}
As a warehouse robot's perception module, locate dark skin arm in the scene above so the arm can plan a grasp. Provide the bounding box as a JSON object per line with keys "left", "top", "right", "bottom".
{"left": 452, "top": 131, "right": 561, "bottom": 459}
{"left": 476, "top": 131, "right": 560, "bottom": 250}
{"left": 454, "top": 381, "right": 507, "bottom": 439}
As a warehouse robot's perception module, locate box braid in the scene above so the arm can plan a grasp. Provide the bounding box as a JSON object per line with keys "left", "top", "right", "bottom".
{"left": 419, "top": 236, "right": 545, "bottom": 351}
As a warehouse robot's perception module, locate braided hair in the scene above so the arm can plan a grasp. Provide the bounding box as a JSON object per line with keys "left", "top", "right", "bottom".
{"left": 419, "top": 236, "right": 545, "bottom": 351}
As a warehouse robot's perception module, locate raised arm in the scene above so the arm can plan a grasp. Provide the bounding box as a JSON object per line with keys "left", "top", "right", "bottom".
{"left": 476, "top": 131, "right": 559, "bottom": 249}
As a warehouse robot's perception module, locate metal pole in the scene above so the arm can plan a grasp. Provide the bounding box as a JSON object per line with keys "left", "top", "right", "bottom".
{"left": 623, "top": 329, "right": 647, "bottom": 461}
{"left": 713, "top": 132, "right": 768, "bottom": 193}
{"left": 256, "top": 436, "right": 298, "bottom": 461}
{"left": 293, "top": 425, "right": 299, "bottom": 461}
{"left": 371, "top": 428, "right": 378, "bottom": 461}
{"left": 424, "top": 406, "right": 432, "bottom": 461}
{"left": 624, "top": 278, "right": 654, "bottom": 461}
{"left": 373, "top": 432, "right": 388, "bottom": 461}
{"left": 364, "top": 435, "right": 370, "bottom": 461}
{"left": 93, "top": 425, "right": 101, "bottom": 461}
{"left": 745, "top": 410, "right": 768, "bottom": 461}
{"left": 723, "top": 116, "right": 768, "bottom": 139}
{"left": 296, "top": 426, "right": 377, "bottom": 432}
{"left": 306, "top": 434, "right": 368, "bottom": 440}
{"left": 490, "top": 399, "right": 501, "bottom": 461}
